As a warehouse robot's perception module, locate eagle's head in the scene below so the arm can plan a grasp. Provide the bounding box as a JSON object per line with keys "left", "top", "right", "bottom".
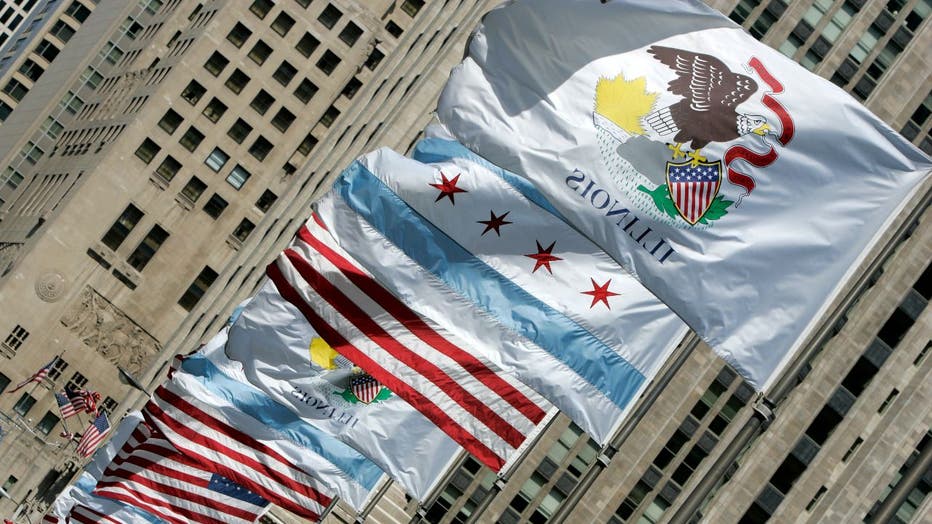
{"left": 737, "top": 114, "right": 772, "bottom": 137}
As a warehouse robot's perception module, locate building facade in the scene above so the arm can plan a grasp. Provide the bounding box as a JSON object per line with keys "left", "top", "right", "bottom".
{"left": 0, "top": 1, "right": 928, "bottom": 523}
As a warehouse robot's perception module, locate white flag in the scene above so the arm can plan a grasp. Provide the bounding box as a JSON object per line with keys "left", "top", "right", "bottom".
{"left": 314, "top": 144, "right": 687, "bottom": 446}
{"left": 227, "top": 280, "right": 462, "bottom": 499}
{"left": 437, "top": 0, "right": 931, "bottom": 390}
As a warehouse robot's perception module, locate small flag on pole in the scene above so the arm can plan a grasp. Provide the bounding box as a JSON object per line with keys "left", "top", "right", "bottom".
{"left": 8, "top": 358, "right": 55, "bottom": 393}
{"left": 76, "top": 412, "right": 111, "bottom": 457}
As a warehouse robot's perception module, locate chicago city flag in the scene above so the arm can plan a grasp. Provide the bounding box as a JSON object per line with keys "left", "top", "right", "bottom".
{"left": 437, "top": 0, "right": 931, "bottom": 390}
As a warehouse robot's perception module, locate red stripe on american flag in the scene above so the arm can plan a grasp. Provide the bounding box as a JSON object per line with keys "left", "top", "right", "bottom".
{"left": 267, "top": 261, "right": 507, "bottom": 470}
{"left": 69, "top": 505, "right": 124, "bottom": 524}
{"left": 145, "top": 390, "right": 326, "bottom": 520}
{"left": 282, "top": 246, "right": 528, "bottom": 449}
{"left": 297, "top": 225, "right": 546, "bottom": 424}
{"left": 101, "top": 457, "right": 259, "bottom": 522}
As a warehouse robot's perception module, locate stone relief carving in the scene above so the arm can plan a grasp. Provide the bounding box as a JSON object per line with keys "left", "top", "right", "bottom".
{"left": 35, "top": 271, "right": 66, "bottom": 302}
{"left": 60, "top": 286, "right": 160, "bottom": 376}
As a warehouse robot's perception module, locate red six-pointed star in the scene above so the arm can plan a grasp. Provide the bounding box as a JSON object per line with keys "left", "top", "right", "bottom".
{"left": 429, "top": 171, "right": 468, "bottom": 204}
{"left": 524, "top": 241, "right": 562, "bottom": 274}
{"left": 581, "top": 278, "right": 621, "bottom": 309}
{"left": 478, "top": 210, "right": 512, "bottom": 236}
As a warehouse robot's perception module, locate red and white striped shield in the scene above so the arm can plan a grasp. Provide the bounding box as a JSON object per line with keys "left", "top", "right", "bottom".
{"left": 350, "top": 374, "right": 382, "bottom": 404}
{"left": 666, "top": 160, "right": 722, "bottom": 225}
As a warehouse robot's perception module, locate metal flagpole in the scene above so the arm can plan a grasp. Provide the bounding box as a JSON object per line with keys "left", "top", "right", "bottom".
{"left": 549, "top": 334, "right": 702, "bottom": 524}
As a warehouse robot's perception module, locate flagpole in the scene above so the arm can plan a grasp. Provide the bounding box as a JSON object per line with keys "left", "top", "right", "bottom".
{"left": 547, "top": 333, "right": 701, "bottom": 524}
{"left": 665, "top": 188, "right": 932, "bottom": 524}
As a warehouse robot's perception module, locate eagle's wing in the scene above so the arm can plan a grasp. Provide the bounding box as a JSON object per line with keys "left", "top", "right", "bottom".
{"left": 647, "top": 45, "right": 757, "bottom": 112}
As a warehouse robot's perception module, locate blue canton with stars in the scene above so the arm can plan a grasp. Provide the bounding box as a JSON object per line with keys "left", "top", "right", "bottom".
{"left": 669, "top": 163, "right": 720, "bottom": 183}
{"left": 208, "top": 473, "right": 269, "bottom": 506}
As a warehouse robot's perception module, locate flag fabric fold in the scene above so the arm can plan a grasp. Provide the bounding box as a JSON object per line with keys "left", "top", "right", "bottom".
{"left": 310, "top": 146, "right": 686, "bottom": 445}
{"left": 227, "top": 278, "right": 464, "bottom": 498}
{"left": 436, "top": 0, "right": 932, "bottom": 390}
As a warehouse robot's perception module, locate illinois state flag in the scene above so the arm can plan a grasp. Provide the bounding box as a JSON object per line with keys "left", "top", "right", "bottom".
{"left": 437, "top": 0, "right": 931, "bottom": 390}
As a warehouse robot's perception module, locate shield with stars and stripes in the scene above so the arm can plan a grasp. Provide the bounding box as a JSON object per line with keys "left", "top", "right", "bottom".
{"left": 350, "top": 374, "right": 384, "bottom": 404}
{"left": 665, "top": 159, "right": 722, "bottom": 225}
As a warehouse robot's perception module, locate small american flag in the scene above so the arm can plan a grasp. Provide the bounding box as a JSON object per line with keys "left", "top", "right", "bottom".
{"left": 350, "top": 373, "right": 382, "bottom": 404}
{"left": 8, "top": 358, "right": 55, "bottom": 393}
{"left": 55, "top": 391, "right": 79, "bottom": 419}
{"left": 76, "top": 412, "right": 110, "bottom": 457}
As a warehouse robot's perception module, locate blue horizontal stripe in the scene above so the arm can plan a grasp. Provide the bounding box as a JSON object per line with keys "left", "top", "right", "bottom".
{"left": 336, "top": 162, "right": 645, "bottom": 410}
{"left": 180, "top": 355, "right": 383, "bottom": 490}
{"left": 412, "top": 137, "right": 567, "bottom": 221}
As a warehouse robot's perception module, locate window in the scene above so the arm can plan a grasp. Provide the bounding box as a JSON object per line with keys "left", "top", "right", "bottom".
{"left": 3, "top": 169, "right": 23, "bottom": 191}
{"left": 256, "top": 189, "right": 278, "bottom": 212}
{"left": 143, "top": 0, "right": 164, "bottom": 15}
{"left": 155, "top": 155, "right": 182, "bottom": 183}
{"left": 65, "top": 1, "right": 92, "bottom": 22}
{"left": 13, "top": 393, "right": 36, "bottom": 416}
{"left": 224, "top": 69, "right": 250, "bottom": 94}
{"left": 80, "top": 66, "right": 103, "bottom": 90}
{"left": 202, "top": 97, "right": 228, "bottom": 122}
{"left": 58, "top": 92, "right": 84, "bottom": 115}
{"left": 248, "top": 40, "right": 273, "bottom": 65}
{"left": 385, "top": 21, "right": 403, "bottom": 39}
{"left": 158, "top": 109, "right": 183, "bottom": 134}
{"left": 19, "top": 143, "right": 44, "bottom": 165}
{"left": 295, "top": 0, "right": 312, "bottom": 7}
{"left": 47, "top": 358, "right": 68, "bottom": 382}
{"left": 400, "top": 0, "right": 424, "bottom": 17}
{"left": 134, "top": 139, "right": 161, "bottom": 164}
{"left": 271, "top": 12, "right": 295, "bottom": 36}
{"left": 2, "top": 325, "right": 29, "bottom": 354}
{"left": 18, "top": 59, "right": 44, "bottom": 82}
{"left": 250, "top": 90, "right": 275, "bottom": 115}
{"left": 203, "top": 193, "right": 228, "bottom": 219}
{"left": 120, "top": 18, "right": 143, "bottom": 41}
{"left": 273, "top": 61, "right": 297, "bottom": 86}
{"left": 364, "top": 48, "right": 384, "bottom": 70}
{"left": 3, "top": 79, "right": 29, "bottom": 101}
{"left": 67, "top": 371, "right": 88, "bottom": 392}
{"left": 296, "top": 32, "right": 320, "bottom": 57}
{"left": 294, "top": 78, "right": 318, "bottom": 103}
{"left": 249, "top": 0, "right": 274, "bottom": 19}
{"left": 178, "top": 266, "right": 218, "bottom": 311}
{"left": 1, "top": 476, "right": 16, "bottom": 492}
{"left": 180, "top": 177, "right": 207, "bottom": 203}
{"left": 0, "top": 101, "right": 12, "bottom": 122}
{"left": 249, "top": 136, "right": 273, "bottom": 161}
{"left": 102, "top": 205, "right": 144, "bottom": 250}
{"left": 179, "top": 126, "right": 205, "bottom": 152}
{"left": 0, "top": 373, "right": 10, "bottom": 394}
{"left": 35, "top": 39, "right": 61, "bottom": 62}
{"left": 297, "top": 133, "right": 318, "bottom": 155}
{"left": 226, "top": 22, "right": 252, "bottom": 48}
{"left": 339, "top": 22, "right": 363, "bottom": 46}
{"left": 342, "top": 77, "right": 362, "bottom": 99}
{"left": 316, "top": 50, "right": 341, "bottom": 75}
{"left": 181, "top": 80, "right": 206, "bottom": 105}
{"left": 227, "top": 119, "right": 253, "bottom": 144}
{"left": 98, "top": 397, "right": 118, "bottom": 417}
{"left": 204, "top": 51, "right": 229, "bottom": 76}
{"left": 205, "top": 147, "right": 229, "bottom": 172}
{"left": 226, "top": 165, "right": 252, "bottom": 189}
{"left": 232, "top": 218, "right": 256, "bottom": 242}
{"left": 271, "top": 107, "right": 295, "bottom": 132}
{"left": 127, "top": 225, "right": 169, "bottom": 271}
{"left": 320, "top": 105, "right": 340, "bottom": 127}
{"left": 35, "top": 411, "right": 59, "bottom": 435}
{"left": 318, "top": 4, "right": 343, "bottom": 28}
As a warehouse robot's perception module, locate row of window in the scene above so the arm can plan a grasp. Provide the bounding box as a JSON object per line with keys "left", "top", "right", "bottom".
{"left": 742, "top": 261, "right": 930, "bottom": 522}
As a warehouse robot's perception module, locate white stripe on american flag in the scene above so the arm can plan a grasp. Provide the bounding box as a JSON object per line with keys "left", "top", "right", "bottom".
{"left": 272, "top": 218, "right": 548, "bottom": 470}
{"left": 69, "top": 504, "right": 125, "bottom": 524}
{"left": 95, "top": 422, "right": 266, "bottom": 524}
{"left": 145, "top": 381, "right": 330, "bottom": 521}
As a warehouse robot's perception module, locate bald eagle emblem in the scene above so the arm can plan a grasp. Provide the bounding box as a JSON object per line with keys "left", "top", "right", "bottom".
{"left": 594, "top": 45, "right": 782, "bottom": 228}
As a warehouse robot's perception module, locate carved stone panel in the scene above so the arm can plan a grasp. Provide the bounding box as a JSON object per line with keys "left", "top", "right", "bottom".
{"left": 60, "top": 286, "right": 160, "bottom": 376}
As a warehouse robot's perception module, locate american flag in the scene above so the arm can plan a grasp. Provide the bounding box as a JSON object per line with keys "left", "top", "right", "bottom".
{"left": 55, "top": 391, "right": 79, "bottom": 419}
{"left": 76, "top": 412, "right": 110, "bottom": 457}
{"left": 138, "top": 380, "right": 332, "bottom": 521}
{"left": 95, "top": 419, "right": 269, "bottom": 524}
{"left": 269, "top": 212, "right": 549, "bottom": 471}
{"left": 56, "top": 388, "right": 97, "bottom": 419}
{"left": 667, "top": 162, "right": 721, "bottom": 225}
{"left": 8, "top": 358, "right": 56, "bottom": 393}
{"left": 350, "top": 373, "right": 382, "bottom": 404}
